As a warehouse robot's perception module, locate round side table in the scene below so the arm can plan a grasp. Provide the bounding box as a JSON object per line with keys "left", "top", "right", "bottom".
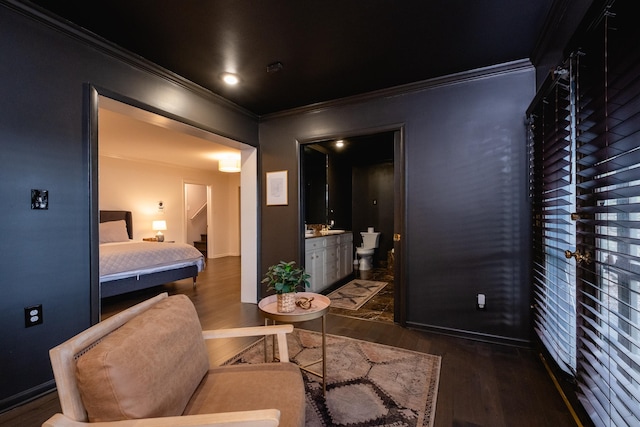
{"left": 258, "top": 292, "right": 330, "bottom": 395}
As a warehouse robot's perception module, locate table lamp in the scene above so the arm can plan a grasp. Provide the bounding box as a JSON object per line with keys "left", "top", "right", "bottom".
{"left": 152, "top": 220, "right": 167, "bottom": 242}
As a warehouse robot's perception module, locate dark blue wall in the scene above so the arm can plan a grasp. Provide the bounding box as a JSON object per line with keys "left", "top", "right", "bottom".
{"left": 0, "top": 3, "right": 257, "bottom": 409}
{"left": 259, "top": 64, "right": 535, "bottom": 343}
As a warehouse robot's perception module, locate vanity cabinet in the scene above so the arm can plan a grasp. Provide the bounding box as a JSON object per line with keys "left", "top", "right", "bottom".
{"left": 324, "top": 236, "right": 340, "bottom": 287}
{"left": 304, "top": 238, "right": 326, "bottom": 293}
{"left": 339, "top": 233, "right": 354, "bottom": 277}
{"left": 305, "top": 233, "right": 353, "bottom": 293}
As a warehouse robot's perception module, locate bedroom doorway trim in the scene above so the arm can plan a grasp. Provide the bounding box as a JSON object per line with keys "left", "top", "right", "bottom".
{"left": 87, "top": 85, "right": 259, "bottom": 323}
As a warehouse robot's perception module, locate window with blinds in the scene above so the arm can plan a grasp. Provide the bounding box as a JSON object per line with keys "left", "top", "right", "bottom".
{"left": 529, "top": 1, "right": 640, "bottom": 426}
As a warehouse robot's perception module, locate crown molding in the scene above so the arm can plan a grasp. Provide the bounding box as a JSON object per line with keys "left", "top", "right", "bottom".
{"left": 261, "top": 59, "right": 533, "bottom": 120}
{"left": 3, "top": 0, "right": 257, "bottom": 119}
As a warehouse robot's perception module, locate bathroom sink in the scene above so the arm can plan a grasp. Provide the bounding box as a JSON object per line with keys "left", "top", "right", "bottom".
{"left": 320, "top": 229, "right": 346, "bottom": 235}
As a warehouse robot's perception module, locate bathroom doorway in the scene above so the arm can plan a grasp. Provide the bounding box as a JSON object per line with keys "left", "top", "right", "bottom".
{"left": 300, "top": 129, "right": 404, "bottom": 324}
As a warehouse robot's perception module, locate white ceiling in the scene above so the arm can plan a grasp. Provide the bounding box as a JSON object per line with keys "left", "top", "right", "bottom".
{"left": 98, "top": 98, "right": 242, "bottom": 171}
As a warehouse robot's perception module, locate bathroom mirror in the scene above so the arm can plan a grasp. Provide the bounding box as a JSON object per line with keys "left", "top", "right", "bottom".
{"left": 302, "top": 145, "right": 328, "bottom": 225}
{"left": 301, "top": 132, "right": 395, "bottom": 237}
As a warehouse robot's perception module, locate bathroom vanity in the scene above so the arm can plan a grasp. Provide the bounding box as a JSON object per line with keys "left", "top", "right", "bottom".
{"left": 304, "top": 231, "right": 353, "bottom": 293}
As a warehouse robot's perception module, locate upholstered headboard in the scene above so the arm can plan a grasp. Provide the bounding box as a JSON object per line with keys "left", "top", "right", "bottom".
{"left": 99, "top": 210, "right": 133, "bottom": 239}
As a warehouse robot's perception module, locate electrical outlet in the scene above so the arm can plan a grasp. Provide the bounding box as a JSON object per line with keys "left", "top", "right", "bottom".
{"left": 24, "top": 305, "right": 43, "bottom": 327}
{"left": 476, "top": 293, "right": 486, "bottom": 310}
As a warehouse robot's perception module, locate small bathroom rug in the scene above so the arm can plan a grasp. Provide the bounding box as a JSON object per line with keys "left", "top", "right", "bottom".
{"left": 326, "top": 279, "right": 387, "bottom": 310}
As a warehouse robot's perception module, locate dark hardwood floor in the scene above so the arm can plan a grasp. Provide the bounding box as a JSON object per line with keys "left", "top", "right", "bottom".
{"left": 1, "top": 257, "right": 577, "bottom": 427}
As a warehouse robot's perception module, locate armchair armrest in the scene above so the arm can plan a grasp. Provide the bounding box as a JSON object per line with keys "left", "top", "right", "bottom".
{"left": 43, "top": 409, "right": 280, "bottom": 427}
{"left": 201, "top": 324, "right": 293, "bottom": 363}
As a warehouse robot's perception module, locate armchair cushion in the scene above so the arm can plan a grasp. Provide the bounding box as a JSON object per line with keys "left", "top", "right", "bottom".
{"left": 185, "top": 363, "right": 305, "bottom": 427}
{"left": 75, "top": 295, "right": 209, "bottom": 422}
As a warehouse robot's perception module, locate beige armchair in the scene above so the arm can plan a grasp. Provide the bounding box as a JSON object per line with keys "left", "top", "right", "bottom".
{"left": 43, "top": 293, "right": 305, "bottom": 427}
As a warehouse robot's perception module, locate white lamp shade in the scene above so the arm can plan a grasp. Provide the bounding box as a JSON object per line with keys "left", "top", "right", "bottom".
{"left": 152, "top": 220, "right": 167, "bottom": 231}
{"left": 218, "top": 157, "right": 241, "bottom": 173}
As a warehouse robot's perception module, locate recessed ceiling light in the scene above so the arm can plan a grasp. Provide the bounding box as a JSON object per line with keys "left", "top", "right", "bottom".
{"left": 221, "top": 73, "right": 239, "bottom": 85}
{"left": 335, "top": 140, "right": 344, "bottom": 148}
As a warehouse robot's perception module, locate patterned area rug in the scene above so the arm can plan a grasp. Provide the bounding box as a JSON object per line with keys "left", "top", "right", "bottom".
{"left": 224, "top": 329, "right": 441, "bottom": 427}
{"left": 326, "top": 279, "right": 388, "bottom": 310}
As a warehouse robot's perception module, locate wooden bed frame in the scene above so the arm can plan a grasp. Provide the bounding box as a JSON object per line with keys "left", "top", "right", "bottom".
{"left": 99, "top": 210, "right": 200, "bottom": 298}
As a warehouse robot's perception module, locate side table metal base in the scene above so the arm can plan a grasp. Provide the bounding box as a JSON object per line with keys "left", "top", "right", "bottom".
{"left": 264, "top": 315, "right": 327, "bottom": 396}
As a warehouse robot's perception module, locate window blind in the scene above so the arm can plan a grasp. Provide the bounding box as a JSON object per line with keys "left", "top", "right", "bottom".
{"left": 528, "top": 62, "right": 578, "bottom": 375}
{"left": 530, "top": 1, "right": 640, "bottom": 425}
{"left": 573, "top": 2, "right": 640, "bottom": 425}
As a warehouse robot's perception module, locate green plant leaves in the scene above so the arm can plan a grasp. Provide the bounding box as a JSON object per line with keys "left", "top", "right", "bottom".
{"left": 261, "top": 260, "right": 310, "bottom": 294}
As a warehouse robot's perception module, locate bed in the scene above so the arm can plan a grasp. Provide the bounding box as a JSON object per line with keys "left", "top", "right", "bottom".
{"left": 99, "top": 210, "right": 206, "bottom": 298}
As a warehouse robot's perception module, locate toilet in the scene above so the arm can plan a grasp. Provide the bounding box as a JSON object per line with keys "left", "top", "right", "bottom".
{"left": 356, "top": 230, "right": 381, "bottom": 270}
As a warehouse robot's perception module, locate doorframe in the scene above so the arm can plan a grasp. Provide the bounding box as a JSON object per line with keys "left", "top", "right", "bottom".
{"left": 87, "top": 85, "right": 259, "bottom": 323}
{"left": 393, "top": 128, "right": 406, "bottom": 325}
{"left": 297, "top": 124, "right": 406, "bottom": 325}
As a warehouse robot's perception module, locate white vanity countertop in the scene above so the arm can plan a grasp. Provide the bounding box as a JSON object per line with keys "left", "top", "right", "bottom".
{"left": 305, "top": 230, "right": 351, "bottom": 238}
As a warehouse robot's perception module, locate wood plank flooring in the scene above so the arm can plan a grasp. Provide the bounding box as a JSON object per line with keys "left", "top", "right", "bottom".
{"left": 1, "top": 256, "right": 579, "bottom": 427}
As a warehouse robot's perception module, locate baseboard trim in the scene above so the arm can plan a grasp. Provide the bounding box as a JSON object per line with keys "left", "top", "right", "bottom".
{"left": 208, "top": 253, "right": 241, "bottom": 259}
{"left": 0, "top": 380, "right": 55, "bottom": 414}
{"left": 405, "top": 321, "right": 533, "bottom": 348}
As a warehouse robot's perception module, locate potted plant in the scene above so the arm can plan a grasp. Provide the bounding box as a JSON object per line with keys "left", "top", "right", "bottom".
{"left": 262, "top": 260, "right": 310, "bottom": 312}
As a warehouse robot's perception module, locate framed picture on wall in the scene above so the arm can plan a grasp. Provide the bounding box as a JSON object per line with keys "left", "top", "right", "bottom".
{"left": 266, "top": 170, "right": 288, "bottom": 206}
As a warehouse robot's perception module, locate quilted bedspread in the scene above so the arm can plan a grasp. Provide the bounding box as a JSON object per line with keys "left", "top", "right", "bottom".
{"left": 100, "top": 241, "right": 205, "bottom": 278}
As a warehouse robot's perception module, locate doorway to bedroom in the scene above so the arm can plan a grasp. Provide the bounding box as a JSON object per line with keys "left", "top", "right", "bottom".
{"left": 93, "top": 93, "right": 258, "bottom": 322}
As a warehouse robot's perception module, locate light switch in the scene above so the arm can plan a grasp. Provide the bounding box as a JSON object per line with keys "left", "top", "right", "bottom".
{"left": 31, "top": 189, "right": 48, "bottom": 210}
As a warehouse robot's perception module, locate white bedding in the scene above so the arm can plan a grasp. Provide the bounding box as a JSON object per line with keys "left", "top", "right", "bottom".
{"left": 100, "top": 240, "right": 205, "bottom": 282}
